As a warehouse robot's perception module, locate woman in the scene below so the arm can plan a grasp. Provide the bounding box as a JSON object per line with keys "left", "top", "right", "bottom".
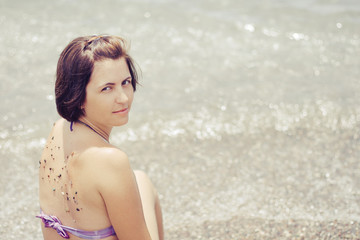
{"left": 37, "top": 35, "right": 164, "bottom": 240}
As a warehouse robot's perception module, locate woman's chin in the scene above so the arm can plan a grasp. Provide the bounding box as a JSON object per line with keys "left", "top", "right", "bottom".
{"left": 113, "top": 118, "right": 129, "bottom": 127}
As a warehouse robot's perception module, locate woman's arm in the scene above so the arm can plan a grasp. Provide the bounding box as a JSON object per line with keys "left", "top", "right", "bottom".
{"left": 94, "top": 148, "right": 152, "bottom": 240}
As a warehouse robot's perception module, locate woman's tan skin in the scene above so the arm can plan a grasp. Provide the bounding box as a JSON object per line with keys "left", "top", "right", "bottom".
{"left": 39, "top": 56, "right": 163, "bottom": 240}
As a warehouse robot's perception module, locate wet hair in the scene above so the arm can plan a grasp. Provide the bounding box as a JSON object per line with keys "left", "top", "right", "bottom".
{"left": 55, "top": 35, "right": 139, "bottom": 122}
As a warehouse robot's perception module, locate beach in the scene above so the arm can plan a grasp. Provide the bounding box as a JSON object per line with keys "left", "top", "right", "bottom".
{"left": 0, "top": 0, "right": 359, "bottom": 239}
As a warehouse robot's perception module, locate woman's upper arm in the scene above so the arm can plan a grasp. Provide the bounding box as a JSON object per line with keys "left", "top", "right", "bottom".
{"left": 95, "top": 149, "right": 151, "bottom": 240}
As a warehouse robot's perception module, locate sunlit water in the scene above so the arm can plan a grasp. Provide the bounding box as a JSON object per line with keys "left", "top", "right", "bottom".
{"left": 0, "top": 0, "right": 359, "bottom": 239}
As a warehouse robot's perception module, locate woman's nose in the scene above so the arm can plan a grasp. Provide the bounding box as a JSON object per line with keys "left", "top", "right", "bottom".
{"left": 116, "top": 92, "right": 128, "bottom": 104}
{"left": 115, "top": 89, "right": 128, "bottom": 104}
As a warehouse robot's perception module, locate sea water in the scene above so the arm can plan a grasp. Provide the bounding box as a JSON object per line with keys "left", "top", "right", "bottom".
{"left": 0, "top": 0, "right": 359, "bottom": 239}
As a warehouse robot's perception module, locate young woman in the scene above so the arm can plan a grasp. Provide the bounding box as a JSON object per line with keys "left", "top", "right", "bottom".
{"left": 37, "top": 35, "right": 164, "bottom": 240}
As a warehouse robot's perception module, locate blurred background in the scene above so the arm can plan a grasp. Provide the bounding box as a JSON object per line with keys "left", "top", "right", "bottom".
{"left": 0, "top": 0, "right": 359, "bottom": 239}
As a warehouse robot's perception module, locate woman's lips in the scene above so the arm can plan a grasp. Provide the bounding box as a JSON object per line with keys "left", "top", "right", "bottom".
{"left": 113, "top": 108, "right": 128, "bottom": 114}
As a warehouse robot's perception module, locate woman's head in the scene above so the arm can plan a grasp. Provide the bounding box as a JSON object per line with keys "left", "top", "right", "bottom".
{"left": 55, "top": 35, "right": 138, "bottom": 122}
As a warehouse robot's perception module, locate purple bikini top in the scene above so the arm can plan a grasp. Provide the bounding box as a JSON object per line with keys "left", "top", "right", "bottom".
{"left": 36, "top": 210, "right": 116, "bottom": 239}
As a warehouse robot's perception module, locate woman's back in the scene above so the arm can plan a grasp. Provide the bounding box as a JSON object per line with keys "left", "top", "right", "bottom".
{"left": 38, "top": 119, "right": 118, "bottom": 240}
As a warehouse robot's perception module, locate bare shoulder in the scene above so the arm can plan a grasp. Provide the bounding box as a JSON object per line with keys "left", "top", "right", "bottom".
{"left": 46, "top": 118, "right": 65, "bottom": 138}
{"left": 77, "top": 147, "right": 133, "bottom": 189}
{"left": 79, "top": 147, "right": 130, "bottom": 171}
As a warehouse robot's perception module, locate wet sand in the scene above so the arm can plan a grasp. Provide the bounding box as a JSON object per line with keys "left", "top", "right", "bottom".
{"left": 166, "top": 217, "right": 360, "bottom": 239}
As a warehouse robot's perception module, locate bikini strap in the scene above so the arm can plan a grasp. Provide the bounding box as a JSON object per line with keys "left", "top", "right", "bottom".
{"left": 36, "top": 210, "right": 116, "bottom": 239}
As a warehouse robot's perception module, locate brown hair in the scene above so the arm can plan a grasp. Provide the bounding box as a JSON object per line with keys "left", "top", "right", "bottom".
{"left": 55, "top": 35, "right": 139, "bottom": 122}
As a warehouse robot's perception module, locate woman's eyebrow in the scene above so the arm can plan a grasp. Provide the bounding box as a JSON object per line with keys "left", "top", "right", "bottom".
{"left": 99, "top": 77, "right": 131, "bottom": 88}
{"left": 99, "top": 82, "right": 115, "bottom": 88}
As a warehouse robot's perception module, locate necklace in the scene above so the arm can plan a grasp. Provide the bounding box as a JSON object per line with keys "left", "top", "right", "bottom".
{"left": 77, "top": 120, "right": 109, "bottom": 143}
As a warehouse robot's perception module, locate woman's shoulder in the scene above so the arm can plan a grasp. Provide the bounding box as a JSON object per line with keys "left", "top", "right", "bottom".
{"left": 77, "top": 146, "right": 131, "bottom": 175}
{"left": 53, "top": 118, "right": 66, "bottom": 130}
{"left": 78, "top": 147, "right": 134, "bottom": 192}
{"left": 45, "top": 118, "right": 65, "bottom": 139}
{"left": 81, "top": 146, "right": 128, "bottom": 162}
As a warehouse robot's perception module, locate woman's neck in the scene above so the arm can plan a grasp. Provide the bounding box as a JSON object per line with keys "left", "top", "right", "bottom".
{"left": 77, "top": 117, "right": 111, "bottom": 143}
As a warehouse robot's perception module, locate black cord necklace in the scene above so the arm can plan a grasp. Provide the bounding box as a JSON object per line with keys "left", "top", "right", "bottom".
{"left": 77, "top": 120, "right": 109, "bottom": 143}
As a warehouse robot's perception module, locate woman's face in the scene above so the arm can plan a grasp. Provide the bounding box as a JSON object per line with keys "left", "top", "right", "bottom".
{"left": 82, "top": 57, "right": 134, "bottom": 129}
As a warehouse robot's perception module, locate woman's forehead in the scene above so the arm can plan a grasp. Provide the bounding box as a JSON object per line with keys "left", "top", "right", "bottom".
{"left": 90, "top": 57, "right": 130, "bottom": 83}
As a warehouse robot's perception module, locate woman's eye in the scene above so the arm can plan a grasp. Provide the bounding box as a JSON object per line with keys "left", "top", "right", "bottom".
{"left": 101, "top": 86, "right": 111, "bottom": 92}
{"left": 122, "top": 79, "right": 131, "bottom": 86}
